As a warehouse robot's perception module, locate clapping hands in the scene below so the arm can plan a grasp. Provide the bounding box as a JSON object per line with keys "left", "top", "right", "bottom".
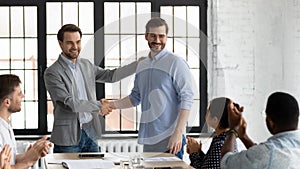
{"left": 0, "top": 145, "right": 11, "bottom": 169}
{"left": 23, "top": 136, "right": 52, "bottom": 166}
{"left": 186, "top": 136, "right": 202, "bottom": 154}
{"left": 228, "top": 100, "right": 244, "bottom": 131}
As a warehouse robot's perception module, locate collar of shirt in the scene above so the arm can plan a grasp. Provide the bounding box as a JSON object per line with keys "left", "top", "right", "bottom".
{"left": 148, "top": 48, "right": 168, "bottom": 61}
{"left": 60, "top": 54, "right": 78, "bottom": 70}
{"left": 0, "top": 116, "right": 11, "bottom": 130}
{"left": 268, "top": 129, "right": 300, "bottom": 141}
{"left": 0, "top": 116, "right": 17, "bottom": 165}
{"left": 0, "top": 116, "right": 14, "bottom": 141}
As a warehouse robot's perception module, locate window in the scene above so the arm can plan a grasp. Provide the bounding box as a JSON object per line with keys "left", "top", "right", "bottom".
{"left": 0, "top": 3, "right": 42, "bottom": 135}
{"left": 0, "top": 0, "right": 207, "bottom": 135}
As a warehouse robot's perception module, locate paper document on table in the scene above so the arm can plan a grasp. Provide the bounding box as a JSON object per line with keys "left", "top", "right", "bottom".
{"left": 103, "top": 156, "right": 128, "bottom": 164}
{"left": 144, "top": 157, "right": 181, "bottom": 162}
{"left": 55, "top": 159, "right": 114, "bottom": 169}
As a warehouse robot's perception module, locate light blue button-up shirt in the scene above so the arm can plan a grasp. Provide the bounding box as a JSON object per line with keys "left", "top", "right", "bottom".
{"left": 129, "top": 48, "right": 194, "bottom": 145}
{"left": 221, "top": 130, "right": 300, "bottom": 169}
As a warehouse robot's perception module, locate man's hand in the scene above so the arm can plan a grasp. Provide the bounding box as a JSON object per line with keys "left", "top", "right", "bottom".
{"left": 29, "top": 136, "right": 52, "bottom": 157}
{"left": 22, "top": 136, "right": 52, "bottom": 165}
{"left": 228, "top": 100, "right": 244, "bottom": 130}
{"left": 237, "top": 117, "right": 255, "bottom": 149}
{"left": 221, "top": 100, "right": 245, "bottom": 159}
{"left": 238, "top": 117, "right": 247, "bottom": 139}
{"left": 167, "top": 131, "right": 182, "bottom": 155}
{"left": 0, "top": 144, "right": 11, "bottom": 169}
{"left": 100, "top": 99, "right": 114, "bottom": 116}
{"left": 186, "top": 137, "right": 201, "bottom": 154}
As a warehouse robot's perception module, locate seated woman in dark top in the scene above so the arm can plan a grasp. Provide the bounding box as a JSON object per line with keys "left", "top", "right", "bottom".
{"left": 186, "top": 97, "right": 238, "bottom": 169}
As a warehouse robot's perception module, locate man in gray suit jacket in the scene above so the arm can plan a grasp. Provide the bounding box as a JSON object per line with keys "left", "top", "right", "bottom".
{"left": 44, "top": 24, "right": 141, "bottom": 153}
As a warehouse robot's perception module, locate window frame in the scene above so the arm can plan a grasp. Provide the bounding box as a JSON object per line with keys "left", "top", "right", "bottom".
{"left": 0, "top": 0, "right": 207, "bottom": 135}
{"left": 0, "top": 0, "right": 47, "bottom": 135}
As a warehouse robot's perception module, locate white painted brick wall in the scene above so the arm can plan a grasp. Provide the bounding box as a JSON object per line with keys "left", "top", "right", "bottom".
{"left": 209, "top": 0, "right": 300, "bottom": 143}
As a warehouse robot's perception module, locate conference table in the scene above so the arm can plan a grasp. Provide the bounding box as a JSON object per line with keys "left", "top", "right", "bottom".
{"left": 44, "top": 152, "right": 194, "bottom": 169}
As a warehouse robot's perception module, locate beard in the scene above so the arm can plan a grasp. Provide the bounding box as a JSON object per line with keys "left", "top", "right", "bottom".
{"left": 8, "top": 104, "right": 21, "bottom": 113}
{"left": 62, "top": 49, "right": 80, "bottom": 60}
{"left": 148, "top": 42, "right": 165, "bottom": 52}
{"left": 64, "top": 52, "right": 79, "bottom": 60}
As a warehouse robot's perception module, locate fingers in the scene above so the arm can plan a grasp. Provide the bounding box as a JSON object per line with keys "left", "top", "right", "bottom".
{"left": 41, "top": 142, "right": 52, "bottom": 157}
{"left": 167, "top": 134, "right": 182, "bottom": 155}
{"left": 6, "top": 146, "right": 11, "bottom": 161}
{"left": 20, "top": 136, "right": 51, "bottom": 165}
{"left": 228, "top": 100, "right": 244, "bottom": 130}
{"left": 186, "top": 147, "right": 190, "bottom": 154}
{"left": 41, "top": 135, "right": 48, "bottom": 141}
{"left": 242, "top": 118, "right": 247, "bottom": 127}
{"left": 174, "top": 143, "right": 181, "bottom": 154}
{"left": 186, "top": 137, "right": 201, "bottom": 154}
{"left": 229, "top": 100, "right": 244, "bottom": 115}
{"left": 27, "top": 144, "right": 32, "bottom": 151}
{"left": 1, "top": 145, "right": 11, "bottom": 165}
{"left": 167, "top": 139, "right": 182, "bottom": 155}
{"left": 199, "top": 141, "right": 202, "bottom": 149}
{"left": 31, "top": 136, "right": 52, "bottom": 157}
{"left": 100, "top": 107, "right": 112, "bottom": 116}
{"left": 3, "top": 144, "right": 11, "bottom": 156}
{"left": 100, "top": 99, "right": 115, "bottom": 116}
{"left": 43, "top": 144, "right": 52, "bottom": 157}
{"left": 186, "top": 136, "right": 197, "bottom": 144}
{"left": 169, "top": 142, "right": 181, "bottom": 155}
{"left": 186, "top": 137, "right": 191, "bottom": 144}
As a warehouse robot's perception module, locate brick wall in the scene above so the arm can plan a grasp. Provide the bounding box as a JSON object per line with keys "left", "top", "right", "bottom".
{"left": 209, "top": 0, "right": 300, "bottom": 142}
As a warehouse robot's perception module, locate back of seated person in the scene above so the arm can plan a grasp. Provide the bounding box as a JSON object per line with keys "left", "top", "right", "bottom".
{"left": 221, "top": 91, "right": 300, "bottom": 169}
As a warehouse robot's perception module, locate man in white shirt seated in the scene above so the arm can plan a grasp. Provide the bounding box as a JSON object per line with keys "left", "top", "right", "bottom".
{"left": 0, "top": 74, "right": 52, "bottom": 169}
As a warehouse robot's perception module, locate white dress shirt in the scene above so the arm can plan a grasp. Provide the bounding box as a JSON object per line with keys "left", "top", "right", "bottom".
{"left": 0, "top": 117, "right": 17, "bottom": 165}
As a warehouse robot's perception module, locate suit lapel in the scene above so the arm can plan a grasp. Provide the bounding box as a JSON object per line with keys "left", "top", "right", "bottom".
{"left": 58, "top": 56, "right": 79, "bottom": 98}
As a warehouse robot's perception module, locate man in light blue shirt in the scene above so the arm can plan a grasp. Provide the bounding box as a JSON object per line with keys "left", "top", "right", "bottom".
{"left": 105, "top": 17, "right": 194, "bottom": 159}
{"left": 221, "top": 92, "right": 300, "bottom": 169}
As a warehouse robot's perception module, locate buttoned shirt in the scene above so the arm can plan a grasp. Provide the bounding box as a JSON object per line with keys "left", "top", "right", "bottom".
{"left": 61, "top": 55, "right": 92, "bottom": 124}
{"left": 0, "top": 117, "right": 17, "bottom": 165}
{"left": 129, "top": 48, "right": 194, "bottom": 145}
{"left": 221, "top": 130, "right": 300, "bottom": 169}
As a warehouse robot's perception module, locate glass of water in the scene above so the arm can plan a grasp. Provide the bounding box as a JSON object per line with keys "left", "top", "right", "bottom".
{"left": 129, "top": 155, "right": 144, "bottom": 169}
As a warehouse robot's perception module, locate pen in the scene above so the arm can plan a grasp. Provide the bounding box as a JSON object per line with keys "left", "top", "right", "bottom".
{"left": 47, "top": 162, "right": 69, "bottom": 169}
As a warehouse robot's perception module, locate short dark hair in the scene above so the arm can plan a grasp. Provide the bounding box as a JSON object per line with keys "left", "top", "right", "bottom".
{"left": 208, "top": 97, "right": 230, "bottom": 129}
{"left": 266, "top": 92, "right": 299, "bottom": 129}
{"left": 57, "top": 24, "right": 82, "bottom": 42}
{"left": 0, "top": 74, "right": 21, "bottom": 103}
{"left": 145, "top": 17, "right": 169, "bottom": 35}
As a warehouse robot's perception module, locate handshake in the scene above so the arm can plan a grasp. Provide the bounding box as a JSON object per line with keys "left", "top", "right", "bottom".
{"left": 99, "top": 99, "right": 115, "bottom": 116}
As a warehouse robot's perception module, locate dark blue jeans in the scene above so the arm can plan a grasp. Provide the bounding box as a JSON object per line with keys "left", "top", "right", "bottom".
{"left": 54, "top": 129, "right": 99, "bottom": 153}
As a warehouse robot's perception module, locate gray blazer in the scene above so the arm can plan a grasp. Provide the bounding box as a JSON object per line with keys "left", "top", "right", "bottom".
{"left": 44, "top": 55, "right": 137, "bottom": 146}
